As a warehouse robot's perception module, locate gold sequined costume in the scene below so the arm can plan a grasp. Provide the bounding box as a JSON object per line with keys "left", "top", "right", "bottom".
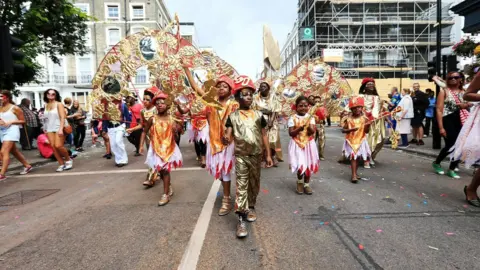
{"left": 252, "top": 92, "right": 283, "bottom": 161}
{"left": 227, "top": 109, "right": 265, "bottom": 213}
{"left": 360, "top": 94, "right": 385, "bottom": 160}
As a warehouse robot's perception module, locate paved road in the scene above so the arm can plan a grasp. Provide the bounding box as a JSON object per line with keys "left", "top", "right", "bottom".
{"left": 0, "top": 128, "right": 479, "bottom": 270}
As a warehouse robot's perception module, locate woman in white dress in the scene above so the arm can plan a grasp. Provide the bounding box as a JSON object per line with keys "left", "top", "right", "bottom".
{"left": 395, "top": 88, "right": 414, "bottom": 148}
{"left": 455, "top": 71, "right": 480, "bottom": 207}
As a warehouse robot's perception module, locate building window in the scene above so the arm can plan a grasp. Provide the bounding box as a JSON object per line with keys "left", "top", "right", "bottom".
{"left": 105, "top": 3, "right": 120, "bottom": 20}
{"left": 107, "top": 28, "right": 121, "bottom": 46}
{"left": 77, "top": 57, "right": 93, "bottom": 84}
{"left": 52, "top": 58, "right": 65, "bottom": 84}
{"left": 130, "top": 4, "right": 145, "bottom": 20}
{"left": 85, "top": 28, "right": 92, "bottom": 47}
{"left": 131, "top": 27, "right": 143, "bottom": 35}
{"left": 74, "top": 3, "right": 89, "bottom": 15}
{"left": 135, "top": 66, "right": 148, "bottom": 84}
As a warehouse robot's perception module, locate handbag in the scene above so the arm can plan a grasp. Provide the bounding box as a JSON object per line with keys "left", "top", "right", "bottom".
{"left": 63, "top": 120, "right": 73, "bottom": 135}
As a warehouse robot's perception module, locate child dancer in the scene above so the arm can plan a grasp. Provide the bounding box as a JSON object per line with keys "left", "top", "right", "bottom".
{"left": 189, "top": 100, "right": 208, "bottom": 168}
{"left": 143, "top": 91, "right": 183, "bottom": 206}
{"left": 288, "top": 96, "right": 320, "bottom": 195}
{"left": 342, "top": 97, "right": 371, "bottom": 183}
{"left": 136, "top": 86, "right": 161, "bottom": 187}
{"left": 184, "top": 69, "right": 238, "bottom": 216}
{"left": 224, "top": 75, "right": 273, "bottom": 238}
{"left": 313, "top": 96, "right": 327, "bottom": 161}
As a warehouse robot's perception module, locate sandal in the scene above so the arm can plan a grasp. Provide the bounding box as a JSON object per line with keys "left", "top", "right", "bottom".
{"left": 464, "top": 186, "right": 480, "bottom": 207}
{"left": 351, "top": 176, "right": 359, "bottom": 184}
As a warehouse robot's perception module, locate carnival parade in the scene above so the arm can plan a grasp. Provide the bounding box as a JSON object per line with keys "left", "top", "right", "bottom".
{"left": 1, "top": 0, "right": 480, "bottom": 269}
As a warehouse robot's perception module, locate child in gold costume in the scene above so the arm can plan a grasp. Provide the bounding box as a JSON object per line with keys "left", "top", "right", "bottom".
{"left": 224, "top": 75, "right": 273, "bottom": 238}
{"left": 342, "top": 97, "right": 371, "bottom": 183}
{"left": 288, "top": 96, "right": 320, "bottom": 195}
{"left": 143, "top": 91, "right": 183, "bottom": 206}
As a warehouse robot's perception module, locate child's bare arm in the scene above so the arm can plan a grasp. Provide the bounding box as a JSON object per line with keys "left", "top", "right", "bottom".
{"left": 222, "top": 127, "right": 233, "bottom": 145}
{"left": 262, "top": 128, "right": 273, "bottom": 167}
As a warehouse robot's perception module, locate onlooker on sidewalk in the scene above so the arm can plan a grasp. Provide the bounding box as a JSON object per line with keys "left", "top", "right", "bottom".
{"left": 385, "top": 87, "right": 401, "bottom": 144}
{"left": 19, "top": 98, "right": 40, "bottom": 150}
{"left": 63, "top": 98, "right": 75, "bottom": 148}
{"left": 71, "top": 100, "right": 87, "bottom": 152}
{"left": 410, "top": 83, "right": 429, "bottom": 145}
{"left": 43, "top": 89, "right": 73, "bottom": 172}
{"left": 424, "top": 88, "right": 436, "bottom": 137}
{"left": 431, "top": 73, "right": 472, "bottom": 178}
{"left": 396, "top": 88, "right": 414, "bottom": 148}
{"left": 125, "top": 94, "right": 143, "bottom": 156}
{"left": 0, "top": 90, "right": 33, "bottom": 180}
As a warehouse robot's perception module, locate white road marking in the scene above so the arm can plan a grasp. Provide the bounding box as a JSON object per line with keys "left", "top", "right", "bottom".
{"left": 178, "top": 180, "right": 221, "bottom": 270}
{"left": 11, "top": 167, "right": 204, "bottom": 178}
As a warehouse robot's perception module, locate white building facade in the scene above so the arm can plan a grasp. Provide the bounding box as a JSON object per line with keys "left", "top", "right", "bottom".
{"left": 280, "top": 20, "right": 300, "bottom": 77}
{"left": 16, "top": 0, "right": 172, "bottom": 110}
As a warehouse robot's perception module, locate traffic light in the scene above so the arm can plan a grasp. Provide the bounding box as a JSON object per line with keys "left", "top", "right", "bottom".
{"left": 0, "top": 24, "right": 25, "bottom": 76}
{"left": 427, "top": 56, "right": 437, "bottom": 81}
{"left": 447, "top": 55, "right": 459, "bottom": 72}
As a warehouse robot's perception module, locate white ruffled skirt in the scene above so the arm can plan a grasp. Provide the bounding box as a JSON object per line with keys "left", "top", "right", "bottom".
{"left": 186, "top": 122, "right": 194, "bottom": 142}
{"left": 195, "top": 123, "right": 209, "bottom": 144}
{"left": 450, "top": 105, "right": 480, "bottom": 168}
{"left": 206, "top": 141, "right": 235, "bottom": 179}
{"left": 145, "top": 143, "right": 183, "bottom": 172}
{"left": 343, "top": 139, "right": 371, "bottom": 160}
{"left": 288, "top": 139, "right": 320, "bottom": 176}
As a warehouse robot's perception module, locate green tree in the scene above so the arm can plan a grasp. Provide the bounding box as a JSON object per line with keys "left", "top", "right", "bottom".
{"left": 0, "top": 0, "right": 92, "bottom": 91}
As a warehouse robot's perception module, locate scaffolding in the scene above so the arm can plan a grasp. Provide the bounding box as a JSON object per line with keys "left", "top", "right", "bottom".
{"left": 297, "top": 0, "right": 455, "bottom": 79}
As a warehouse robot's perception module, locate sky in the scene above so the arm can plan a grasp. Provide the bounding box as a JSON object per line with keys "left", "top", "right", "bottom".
{"left": 164, "top": 0, "right": 298, "bottom": 79}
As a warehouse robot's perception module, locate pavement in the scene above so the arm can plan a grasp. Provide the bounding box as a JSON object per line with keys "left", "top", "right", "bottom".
{"left": 383, "top": 135, "right": 442, "bottom": 159}
{"left": 0, "top": 127, "right": 479, "bottom": 270}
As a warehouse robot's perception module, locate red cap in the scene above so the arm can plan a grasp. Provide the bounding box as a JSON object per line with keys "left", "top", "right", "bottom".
{"left": 152, "top": 91, "right": 169, "bottom": 104}
{"left": 232, "top": 75, "right": 256, "bottom": 95}
{"left": 216, "top": 75, "right": 234, "bottom": 91}
{"left": 361, "top": 77, "right": 375, "bottom": 85}
{"left": 144, "top": 86, "right": 160, "bottom": 97}
{"left": 349, "top": 96, "right": 365, "bottom": 109}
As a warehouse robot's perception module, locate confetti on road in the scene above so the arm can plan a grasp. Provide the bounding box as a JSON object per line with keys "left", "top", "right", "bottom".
{"left": 368, "top": 193, "right": 372, "bottom": 196}
{"left": 276, "top": 196, "right": 280, "bottom": 199}
{"left": 458, "top": 210, "right": 466, "bottom": 213}
{"left": 376, "top": 229, "right": 383, "bottom": 233}
{"left": 385, "top": 196, "right": 390, "bottom": 198}
{"left": 14, "top": 216, "right": 19, "bottom": 219}
{"left": 407, "top": 204, "right": 412, "bottom": 208}
{"left": 262, "top": 189, "right": 269, "bottom": 194}
{"left": 445, "top": 232, "right": 455, "bottom": 236}
{"left": 428, "top": 246, "right": 439, "bottom": 250}
{"left": 362, "top": 189, "right": 366, "bottom": 192}
{"left": 359, "top": 244, "right": 364, "bottom": 250}
{"left": 440, "top": 194, "right": 447, "bottom": 197}
{"left": 320, "top": 222, "right": 324, "bottom": 225}
{"left": 463, "top": 205, "right": 469, "bottom": 208}
{"left": 400, "top": 186, "right": 404, "bottom": 190}
{"left": 364, "top": 216, "right": 372, "bottom": 219}
{"left": 423, "top": 200, "right": 428, "bottom": 205}
{"left": 423, "top": 213, "right": 431, "bottom": 216}
{"left": 331, "top": 205, "right": 335, "bottom": 209}
{"left": 216, "top": 192, "right": 221, "bottom": 197}
{"left": 294, "top": 210, "right": 299, "bottom": 214}
{"left": 381, "top": 178, "right": 385, "bottom": 180}
{"left": 342, "top": 198, "right": 345, "bottom": 201}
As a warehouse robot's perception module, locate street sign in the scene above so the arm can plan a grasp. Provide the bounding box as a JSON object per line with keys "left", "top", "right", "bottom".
{"left": 299, "top": 27, "right": 315, "bottom": 41}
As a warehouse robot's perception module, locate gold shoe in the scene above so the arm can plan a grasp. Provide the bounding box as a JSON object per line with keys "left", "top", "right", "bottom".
{"left": 236, "top": 216, "right": 248, "bottom": 238}
{"left": 158, "top": 194, "right": 170, "bottom": 206}
{"left": 143, "top": 180, "right": 154, "bottom": 187}
{"left": 168, "top": 184, "right": 174, "bottom": 196}
{"left": 296, "top": 182, "right": 304, "bottom": 194}
{"left": 218, "top": 196, "right": 232, "bottom": 216}
{"left": 304, "top": 184, "right": 313, "bottom": 195}
{"left": 246, "top": 208, "right": 257, "bottom": 222}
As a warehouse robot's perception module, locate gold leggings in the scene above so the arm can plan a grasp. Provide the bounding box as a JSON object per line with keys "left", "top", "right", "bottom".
{"left": 316, "top": 124, "right": 325, "bottom": 159}
{"left": 235, "top": 155, "right": 261, "bottom": 214}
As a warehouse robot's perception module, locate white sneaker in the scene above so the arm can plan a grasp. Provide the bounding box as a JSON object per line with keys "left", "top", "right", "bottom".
{"left": 64, "top": 160, "right": 73, "bottom": 170}
{"left": 19, "top": 166, "right": 33, "bottom": 175}
{"left": 56, "top": 165, "right": 65, "bottom": 172}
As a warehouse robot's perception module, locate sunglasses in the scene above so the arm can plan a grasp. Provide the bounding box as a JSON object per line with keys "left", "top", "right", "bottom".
{"left": 447, "top": 76, "right": 461, "bottom": 80}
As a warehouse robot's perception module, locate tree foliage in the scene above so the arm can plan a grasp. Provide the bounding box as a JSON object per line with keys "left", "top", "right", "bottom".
{"left": 0, "top": 0, "right": 92, "bottom": 90}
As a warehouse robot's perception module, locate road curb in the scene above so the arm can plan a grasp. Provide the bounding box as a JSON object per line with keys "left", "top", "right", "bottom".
{"left": 383, "top": 146, "right": 439, "bottom": 159}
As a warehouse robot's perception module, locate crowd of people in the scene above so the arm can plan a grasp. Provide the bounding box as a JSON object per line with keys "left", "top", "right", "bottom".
{"left": 0, "top": 67, "right": 479, "bottom": 238}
